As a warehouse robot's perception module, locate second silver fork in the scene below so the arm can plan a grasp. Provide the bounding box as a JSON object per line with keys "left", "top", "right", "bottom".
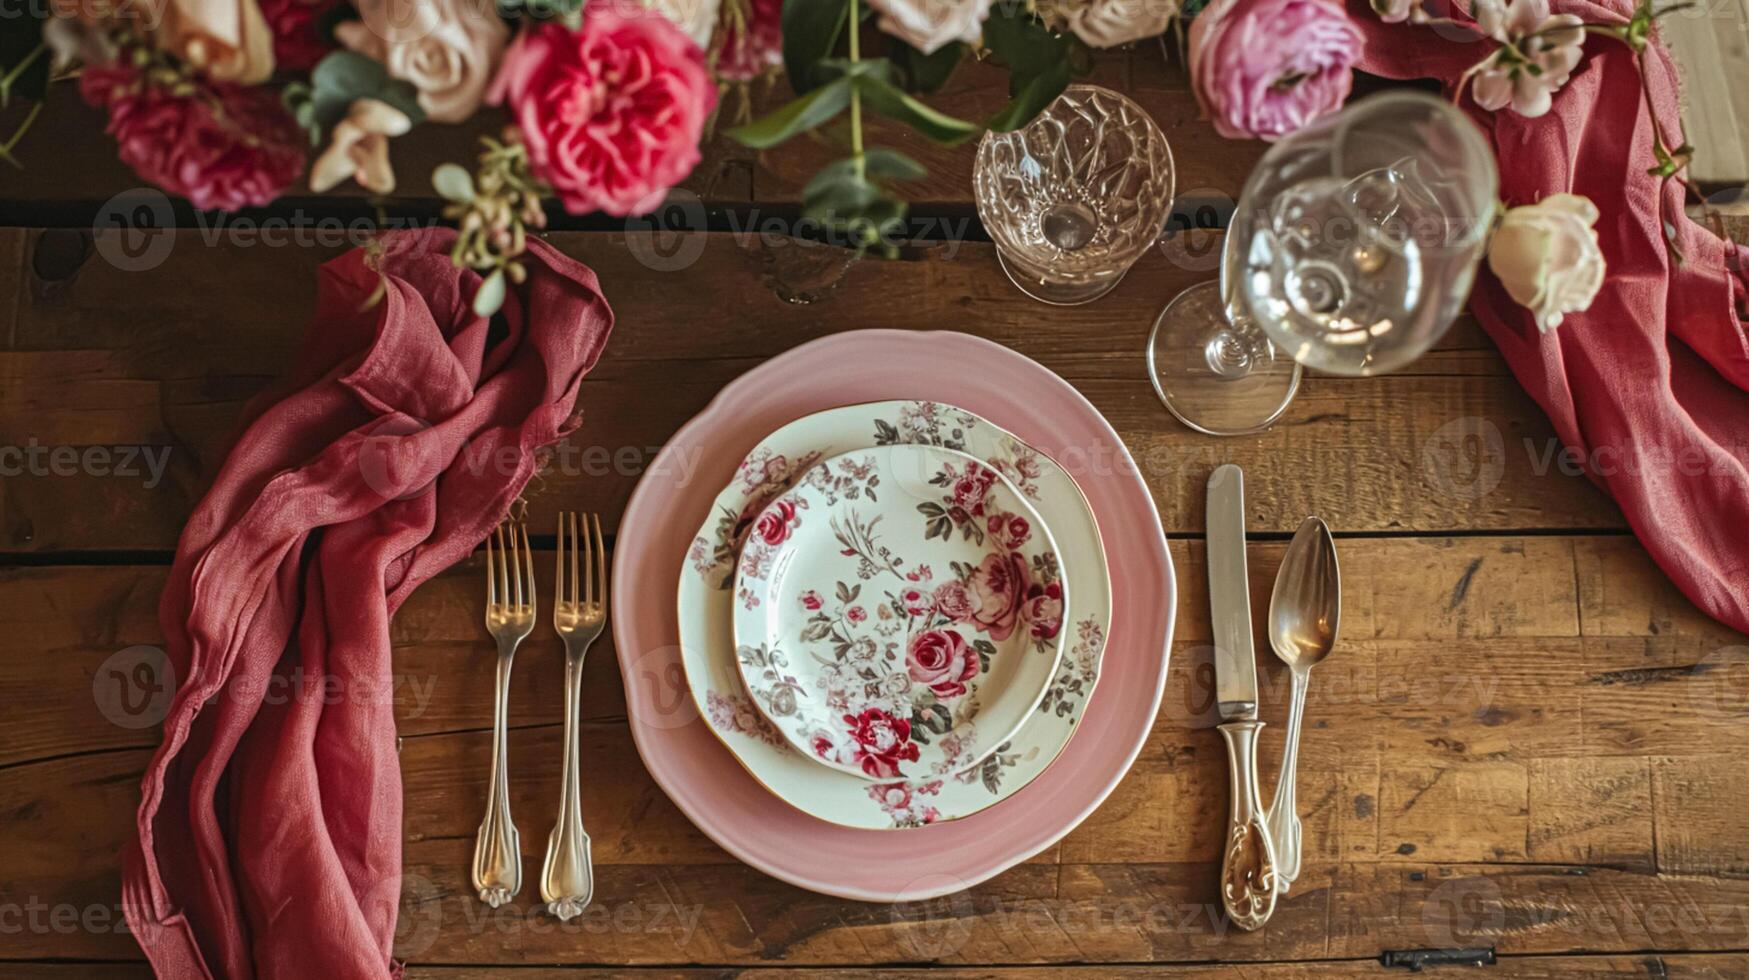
{"left": 473, "top": 518, "right": 535, "bottom": 908}
{"left": 540, "top": 512, "right": 605, "bottom": 920}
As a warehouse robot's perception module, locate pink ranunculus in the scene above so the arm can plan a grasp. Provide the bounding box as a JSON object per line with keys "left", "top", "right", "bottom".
{"left": 753, "top": 499, "right": 796, "bottom": 545}
{"left": 1023, "top": 581, "right": 1065, "bottom": 642}
{"left": 80, "top": 62, "right": 306, "bottom": 212}
{"left": 1189, "top": 0, "right": 1361, "bottom": 142}
{"left": 969, "top": 551, "right": 1029, "bottom": 641}
{"left": 258, "top": 0, "right": 341, "bottom": 72}
{"left": 907, "top": 628, "right": 978, "bottom": 698}
{"left": 717, "top": 0, "right": 783, "bottom": 81}
{"left": 933, "top": 580, "right": 975, "bottom": 621}
{"left": 843, "top": 708, "right": 920, "bottom": 778}
{"left": 489, "top": 16, "right": 717, "bottom": 217}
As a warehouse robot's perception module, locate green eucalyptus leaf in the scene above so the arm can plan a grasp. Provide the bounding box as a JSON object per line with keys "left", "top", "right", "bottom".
{"left": 473, "top": 269, "right": 507, "bottom": 317}
{"left": 986, "top": 59, "right": 1071, "bottom": 132}
{"left": 727, "top": 76, "right": 853, "bottom": 149}
{"left": 982, "top": 4, "right": 1069, "bottom": 78}
{"left": 312, "top": 50, "right": 389, "bottom": 101}
{"left": 861, "top": 147, "right": 928, "bottom": 181}
{"left": 432, "top": 163, "right": 476, "bottom": 204}
{"left": 851, "top": 73, "right": 980, "bottom": 145}
{"left": 891, "top": 39, "right": 964, "bottom": 93}
{"left": 782, "top": 0, "right": 852, "bottom": 94}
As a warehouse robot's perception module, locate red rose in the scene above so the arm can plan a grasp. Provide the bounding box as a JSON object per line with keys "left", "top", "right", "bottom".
{"left": 1024, "top": 581, "right": 1065, "bottom": 642}
{"left": 800, "top": 590, "right": 823, "bottom": 611}
{"left": 970, "top": 551, "right": 1030, "bottom": 641}
{"left": 754, "top": 499, "right": 797, "bottom": 546}
{"left": 933, "top": 580, "right": 975, "bottom": 621}
{"left": 843, "top": 708, "right": 920, "bottom": 778}
{"left": 489, "top": 17, "right": 717, "bottom": 217}
{"left": 907, "top": 629, "right": 978, "bottom": 698}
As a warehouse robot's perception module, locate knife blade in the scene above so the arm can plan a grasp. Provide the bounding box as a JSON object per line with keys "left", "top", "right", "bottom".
{"left": 1207, "top": 463, "right": 1258, "bottom": 721}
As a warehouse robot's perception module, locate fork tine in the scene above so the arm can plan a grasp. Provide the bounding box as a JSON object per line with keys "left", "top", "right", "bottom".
{"left": 581, "top": 512, "right": 594, "bottom": 608}
{"left": 520, "top": 521, "right": 535, "bottom": 614}
{"left": 555, "top": 512, "right": 566, "bottom": 612}
{"left": 592, "top": 513, "right": 607, "bottom": 610}
{"left": 570, "top": 512, "right": 582, "bottom": 607}
{"left": 485, "top": 525, "right": 498, "bottom": 607}
{"left": 495, "top": 523, "right": 511, "bottom": 610}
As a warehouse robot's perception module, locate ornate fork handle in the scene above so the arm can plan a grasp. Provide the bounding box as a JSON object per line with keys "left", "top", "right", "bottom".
{"left": 1218, "top": 718, "right": 1278, "bottom": 931}
{"left": 472, "top": 636, "right": 522, "bottom": 907}
{"left": 540, "top": 638, "right": 595, "bottom": 919}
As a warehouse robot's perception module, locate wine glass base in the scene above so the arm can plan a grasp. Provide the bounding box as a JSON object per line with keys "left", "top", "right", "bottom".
{"left": 1147, "top": 280, "right": 1302, "bottom": 436}
{"left": 996, "top": 250, "right": 1125, "bottom": 306}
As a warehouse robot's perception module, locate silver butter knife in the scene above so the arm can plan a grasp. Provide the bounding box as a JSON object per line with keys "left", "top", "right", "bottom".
{"left": 1207, "top": 464, "right": 1278, "bottom": 931}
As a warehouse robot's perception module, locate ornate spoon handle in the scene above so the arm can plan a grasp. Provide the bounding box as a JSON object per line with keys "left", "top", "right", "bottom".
{"left": 1218, "top": 718, "right": 1278, "bottom": 931}
{"left": 540, "top": 642, "right": 594, "bottom": 919}
{"left": 472, "top": 640, "right": 521, "bottom": 907}
{"left": 1267, "top": 669, "right": 1310, "bottom": 890}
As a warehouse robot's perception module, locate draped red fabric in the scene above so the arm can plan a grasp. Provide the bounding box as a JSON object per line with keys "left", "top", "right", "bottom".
{"left": 120, "top": 228, "right": 614, "bottom": 978}
{"left": 1349, "top": 0, "right": 1749, "bottom": 631}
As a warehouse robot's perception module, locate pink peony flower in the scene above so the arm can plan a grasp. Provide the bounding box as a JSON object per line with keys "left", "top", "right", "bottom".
{"left": 258, "top": 0, "right": 341, "bottom": 72}
{"left": 1189, "top": 0, "right": 1361, "bottom": 142}
{"left": 80, "top": 62, "right": 306, "bottom": 211}
{"left": 489, "top": 16, "right": 717, "bottom": 217}
{"left": 907, "top": 628, "right": 978, "bottom": 698}
{"left": 717, "top": 0, "right": 783, "bottom": 81}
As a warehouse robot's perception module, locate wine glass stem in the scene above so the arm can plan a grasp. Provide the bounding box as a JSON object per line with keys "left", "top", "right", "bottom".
{"left": 1205, "top": 319, "right": 1271, "bottom": 380}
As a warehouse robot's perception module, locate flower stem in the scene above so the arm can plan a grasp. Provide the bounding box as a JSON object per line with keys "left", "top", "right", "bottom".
{"left": 848, "top": 0, "right": 865, "bottom": 181}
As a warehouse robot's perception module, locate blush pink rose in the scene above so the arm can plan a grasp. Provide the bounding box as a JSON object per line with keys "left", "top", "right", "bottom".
{"left": 933, "top": 580, "right": 975, "bottom": 621}
{"left": 489, "top": 16, "right": 717, "bottom": 217}
{"left": 1189, "top": 0, "right": 1361, "bottom": 142}
{"left": 969, "top": 551, "right": 1030, "bottom": 641}
{"left": 907, "top": 629, "right": 978, "bottom": 698}
{"left": 843, "top": 708, "right": 920, "bottom": 778}
{"left": 81, "top": 62, "right": 305, "bottom": 211}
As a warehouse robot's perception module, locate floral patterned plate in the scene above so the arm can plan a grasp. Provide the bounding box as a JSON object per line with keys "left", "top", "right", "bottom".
{"left": 732, "top": 444, "right": 1068, "bottom": 782}
{"left": 680, "top": 400, "right": 1110, "bottom": 829}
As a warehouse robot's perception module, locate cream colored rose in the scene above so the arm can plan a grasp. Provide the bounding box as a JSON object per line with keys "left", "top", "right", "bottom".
{"left": 1487, "top": 193, "right": 1605, "bottom": 332}
{"left": 310, "top": 98, "right": 412, "bottom": 194}
{"left": 1039, "top": 0, "right": 1177, "bottom": 48}
{"left": 337, "top": 0, "right": 508, "bottom": 124}
{"left": 634, "top": 0, "right": 720, "bottom": 49}
{"left": 52, "top": 0, "right": 276, "bottom": 82}
{"left": 865, "top": 0, "right": 992, "bottom": 55}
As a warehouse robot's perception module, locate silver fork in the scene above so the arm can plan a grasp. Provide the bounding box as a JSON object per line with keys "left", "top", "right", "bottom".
{"left": 540, "top": 512, "right": 604, "bottom": 920}
{"left": 473, "top": 518, "right": 534, "bottom": 908}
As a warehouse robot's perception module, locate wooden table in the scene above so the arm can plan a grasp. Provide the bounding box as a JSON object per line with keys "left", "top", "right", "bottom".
{"left": 3, "top": 50, "right": 1748, "bottom": 980}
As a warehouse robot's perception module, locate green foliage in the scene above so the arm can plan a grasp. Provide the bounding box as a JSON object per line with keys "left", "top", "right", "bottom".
{"left": 286, "top": 50, "right": 426, "bottom": 146}
{"left": 982, "top": 4, "right": 1077, "bottom": 132}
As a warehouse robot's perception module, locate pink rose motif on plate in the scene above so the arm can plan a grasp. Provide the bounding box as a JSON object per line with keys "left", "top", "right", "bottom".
{"left": 970, "top": 551, "right": 1030, "bottom": 641}
{"left": 799, "top": 590, "right": 824, "bottom": 611}
{"left": 841, "top": 707, "right": 921, "bottom": 778}
{"left": 951, "top": 465, "right": 999, "bottom": 517}
{"left": 901, "top": 587, "right": 934, "bottom": 617}
{"left": 867, "top": 780, "right": 943, "bottom": 826}
{"left": 754, "top": 499, "right": 799, "bottom": 546}
{"left": 1024, "top": 581, "right": 1065, "bottom": 642}
{"left": 934, "top": 580, "right": 975, "bottom": 622}
{"left": 846, "top": 606, "right": 868, "bottom": 624}
{"left": 908, "top": 628, "right": 978, "bottom": 698}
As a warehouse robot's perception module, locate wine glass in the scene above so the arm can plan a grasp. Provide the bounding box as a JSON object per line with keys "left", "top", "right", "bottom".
{"left": 1149, "top": 91, "right": 1498, "bottom": 435}
{"left": 975, "top": 85, "right": 1177, "bottom": 306}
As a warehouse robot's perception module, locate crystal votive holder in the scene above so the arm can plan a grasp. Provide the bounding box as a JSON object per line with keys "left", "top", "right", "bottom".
{"left": 973, "top": 84, "right": 1176, "bottom": 306}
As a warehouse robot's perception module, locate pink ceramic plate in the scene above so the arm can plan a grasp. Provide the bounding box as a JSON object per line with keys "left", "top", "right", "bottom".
{"left": 613, "top": 330, "right": 1175, "bottom": 901}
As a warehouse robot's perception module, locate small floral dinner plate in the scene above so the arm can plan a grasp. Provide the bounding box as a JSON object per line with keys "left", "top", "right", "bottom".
{"left": 731, "top": 444, "right": 1068, "bottom": 782}
{"left": 679, "top": 400, "right": 1111, "bottom": 829}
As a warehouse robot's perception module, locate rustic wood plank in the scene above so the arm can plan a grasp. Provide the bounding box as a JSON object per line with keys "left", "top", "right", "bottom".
{"left": 0, "top": 53, "right": 1263, "bottom": 213}
{"left": 2, "top": 533, "right": 1745, "bottom": 963}
{"left": 0, "top": 227, "right": 1620, "bottom": 553}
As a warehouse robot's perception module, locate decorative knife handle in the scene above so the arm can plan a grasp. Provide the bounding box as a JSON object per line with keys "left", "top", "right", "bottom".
{"left": 473, "top": 643, "right": 522, "bottom": 907}
{"left": 1218, "top": 719, "right": 1278, "bottom": 931}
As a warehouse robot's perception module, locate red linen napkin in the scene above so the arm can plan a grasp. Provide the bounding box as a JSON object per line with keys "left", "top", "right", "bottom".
{"left": 1348, "top": 0, "right": 1749, "bottom": 632}
{"left": 121, "top": 228, "right": 614, "bottom": 978}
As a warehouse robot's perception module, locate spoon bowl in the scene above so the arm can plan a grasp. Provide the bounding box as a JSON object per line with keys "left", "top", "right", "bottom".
{"left": 1268, "top": 517, "right": 1340, "bottom": 670}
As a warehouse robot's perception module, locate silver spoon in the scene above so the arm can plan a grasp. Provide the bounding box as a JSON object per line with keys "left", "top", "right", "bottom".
{"left": 1265, "top": 516, "right": 1340, "bottom": 892}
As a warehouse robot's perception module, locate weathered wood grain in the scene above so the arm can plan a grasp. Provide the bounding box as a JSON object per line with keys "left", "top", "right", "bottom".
{"left": 2, "top": 533, "right": 1745, "bottom": 964}
{"left": 0, "top": 227, "right": 1621, "bottom": 554}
